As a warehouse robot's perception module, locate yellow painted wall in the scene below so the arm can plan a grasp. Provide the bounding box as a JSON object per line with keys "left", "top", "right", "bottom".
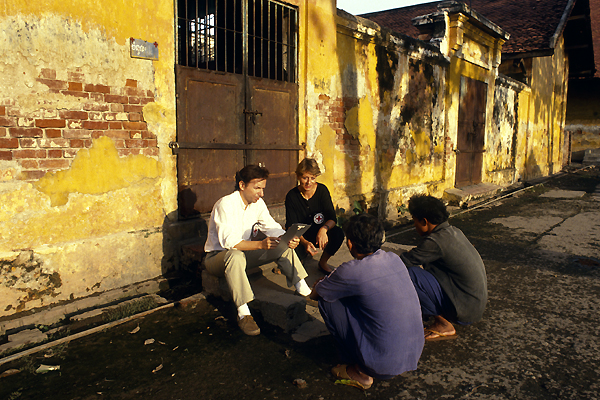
{"left": 0, "top": 1, "right": 176, "bottom": 315}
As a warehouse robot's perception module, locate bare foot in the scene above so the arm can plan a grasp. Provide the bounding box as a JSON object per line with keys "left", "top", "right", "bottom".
{"left": 346, "top": 364, "right": 373, "bottom": 387}
{"left": 424, "top": 316, "right": 456, "bottom": 340}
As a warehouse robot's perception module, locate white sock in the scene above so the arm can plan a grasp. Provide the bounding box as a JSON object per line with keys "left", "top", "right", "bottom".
{"left": 237, "top": 304, "right": 251, "bottom": 319}
{"left": 295, "top": 279, "right": 312, "bottom": 296}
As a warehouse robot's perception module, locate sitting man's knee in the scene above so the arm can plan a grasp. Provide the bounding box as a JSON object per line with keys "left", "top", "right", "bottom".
{"left": 224, "top": 249, "right": 247, "bottom": 271}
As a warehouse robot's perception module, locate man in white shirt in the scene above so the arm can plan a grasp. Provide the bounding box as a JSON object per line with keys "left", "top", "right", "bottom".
{"left": 204, "top": 164, "right": 312, "bottom": 335}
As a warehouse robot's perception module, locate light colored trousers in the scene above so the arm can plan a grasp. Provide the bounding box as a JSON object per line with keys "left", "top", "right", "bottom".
{"left": 204, "top": 248, "right": 308, "bottom": 308}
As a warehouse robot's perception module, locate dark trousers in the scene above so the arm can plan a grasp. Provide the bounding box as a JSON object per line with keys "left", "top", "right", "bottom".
{"left": 295, "top": 225, "right": 345, "bottom": 260}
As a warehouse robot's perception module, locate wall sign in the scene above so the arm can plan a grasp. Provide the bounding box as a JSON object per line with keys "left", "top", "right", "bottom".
{"left": 130, "top": 38, "right": 159, "bottom": 61}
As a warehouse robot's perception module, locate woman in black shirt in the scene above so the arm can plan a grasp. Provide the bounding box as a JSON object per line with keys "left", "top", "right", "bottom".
{"left": 285, "top": 159, "right": 344, "bottom": 274}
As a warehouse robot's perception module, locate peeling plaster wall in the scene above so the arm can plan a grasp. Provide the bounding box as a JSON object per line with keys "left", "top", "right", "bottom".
{"left": 0, "top": 2, "right": 176, "bottom": 316}
{"left": 524, "top": 40, "right": 568, "bottom": 178}
{"left": 566, "top": 78, "right": 600, "bottom": 153}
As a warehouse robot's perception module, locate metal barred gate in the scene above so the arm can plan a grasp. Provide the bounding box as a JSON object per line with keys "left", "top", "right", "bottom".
{"left": 173, "top": 0, "right": 301, "bottom": 217}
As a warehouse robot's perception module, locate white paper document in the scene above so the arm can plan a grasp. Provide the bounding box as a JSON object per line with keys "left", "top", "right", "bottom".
{"left": 258, "top": 223, "right": 311, "bottom": 261}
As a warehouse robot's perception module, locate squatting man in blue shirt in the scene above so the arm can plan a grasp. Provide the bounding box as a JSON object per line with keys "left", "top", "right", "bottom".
{"left": 203, "top": 164, "right": 312, "bottom": 336}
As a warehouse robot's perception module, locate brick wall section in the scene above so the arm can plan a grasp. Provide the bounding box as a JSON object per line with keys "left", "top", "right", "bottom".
{"left": 0, "top": 69, "right": 158, "bottom": 181}
{"left": 315, "top": 94, "right": 363, "bottom": 168}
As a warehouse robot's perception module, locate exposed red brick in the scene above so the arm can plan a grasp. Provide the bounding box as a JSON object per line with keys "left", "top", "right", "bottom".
{"left": 126, "top": 79, "right": 138, "bottom": 88}
{"left": 37, "top": 79, "right": 67, "bottom": 90}
{"left": 123, "top": 121, "right": 147, "bottom": 130}
{"left": 13, "top": 149, "right": 46, "bottom": 158}
{"left": 147, "top": 139, "right": 157, "bottom": 147}
{"left": 48, "top": 149, "right": 63, "bottom": 158}
{"left": 0, "top": 150, "right": 12, "bottom": 160}
{"left": 46, "top": 129, "right": 62, "bottom": 138}
{"left": 110, "top": 103, "right": 125, "bottom": 112}
{"left": 119, "top": 148, "right": 142, "bottom": 156}
{"left": 0, "top": 116, "right": 14, "bottom": 127}
{"left": 61, "top": 90, "right": 90, "bottom": 99}
{"left": 83, "top": 121, "right": 109, "bottom": 130}
{"left": 125, "top": 139, "right": 147, "bottom": 148}
{"left": 36, "top": 119, "right": 66, "bottom": 128}
{"left": 19, "top": 170, "right": 46, "bottom": 180}
{"left": 59, "top": 110, "right": 88, "bottom": 120}
{"left": 93, "top": 130, "right": 129, "bottom": 139}
{"left": 113, "top": 139, "right": 126, "bottom": 148}
{"left": 68, "top": 72, "right": 84, "bottom": 82}
{"left": 104, "top": 94, "right": 128, "bottom": 104}
{"left": 64, "top": 149, "right": 78, "bottom": 158}
{"left": 128, "top": 113, "right": 142, "bottom": 122}
{"left": 38, "top": 138, "right": 69, "bottom": 148}
{"left": 109, "top": 121, "right": 123, "bottom": 129}
{"left": 63, "top": 129, "right": 90, "bottom": 138}
{"left": 129, "top": 96, "right": 140, "bottom": 104}
{"left": 141, "top": 131, "right": 156, "bottom": 139}
{"left": 70, "top": 139, "right": 86, "bottom": 148}
{"left": 21, "top": 159, "right": 39, "bottom": 169}
{"left": 39, "top": 69, "right": 56, "bottom": 80}
{"left": 19, "top": 138, "right": 37, "bottom": 148}
{"left": 140, "top": 97, "right": 154, "bottom": 105}
{"left": 84, "top": 103, "right": 110, "bottom": 112}
{"left": 68, "top": 82, "right": 83, "bottom": 91}
{"left": 88, "top": 111, "right": 104, "bottom": 121}
{"left": 0, "top": 106, "right": 5, "bottom": 116}
{"left": 125, "top": 87, "right": 145, "bottom": 97}
{"left": 10, "top": 127, "right": 43, "bottom": 138}
{"left": 0, "top": 127, "right": 6, "bottom": 137}
{"left": 39, "top": 159, "right": 70, "bottom": 169}
{"left": 0, "top": 138, "right": 18, "bottom": 148}
{"left": 84, "top": 84, "right": 110, "bottom": 93}
{"left": 143, "top": 147, "right": 159, "bottom": 157}
{"left": 124, "top": 105, "right": 143, "bottom": 113}
{"left": 88, "top": 93, "right": 103, "bottom": 102}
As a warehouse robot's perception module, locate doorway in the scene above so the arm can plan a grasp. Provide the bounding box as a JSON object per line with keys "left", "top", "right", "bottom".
{"left": 174, "top": 0, "right": 301, "bottom": 217}
{"left": 455, "top": 76, "right": 487, "bottom": 187}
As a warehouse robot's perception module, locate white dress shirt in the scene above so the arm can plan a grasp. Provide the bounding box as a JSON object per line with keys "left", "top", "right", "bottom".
{"left": 204, "top": 191, "right": 285, "bottom": 252}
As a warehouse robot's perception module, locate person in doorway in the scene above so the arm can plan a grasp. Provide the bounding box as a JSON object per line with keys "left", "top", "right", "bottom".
{"left": 285, "top": 158, "right": 344, "bottom": 274}
{"left": 204, "top": 164, "right": 312, "bottom": 336}
{"left": 310, "top": 214, "right": 424, "bottom": 390}
{"left": 400, "top": 194, "right": 487, "bottom": 341}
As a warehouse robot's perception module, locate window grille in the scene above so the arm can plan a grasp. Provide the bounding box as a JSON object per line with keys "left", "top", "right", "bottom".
{"left": 177, "top": 0, "right": 297, "bottom": 83}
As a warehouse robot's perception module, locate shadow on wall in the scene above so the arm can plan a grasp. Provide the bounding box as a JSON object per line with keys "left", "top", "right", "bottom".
{"left": 160, "top": 188, "right": 208, "bottom": 300}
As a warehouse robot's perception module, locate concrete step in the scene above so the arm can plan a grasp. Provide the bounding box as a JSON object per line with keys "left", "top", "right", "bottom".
{"left": 443, "top": 182, "right": 503, "bottom": 207}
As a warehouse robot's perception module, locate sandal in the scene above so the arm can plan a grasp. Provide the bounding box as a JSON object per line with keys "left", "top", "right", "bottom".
{"left": 331, "top": 364, "right": 372, "bottom": 390}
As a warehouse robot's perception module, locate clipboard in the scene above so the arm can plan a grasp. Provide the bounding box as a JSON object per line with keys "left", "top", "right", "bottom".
{"left": 258, "top": 223, "right": 311, "bottom": 261}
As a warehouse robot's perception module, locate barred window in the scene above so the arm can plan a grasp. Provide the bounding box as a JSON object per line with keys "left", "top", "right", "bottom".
{"left": 177, "top": 0, "right": 297, "bottom": 83}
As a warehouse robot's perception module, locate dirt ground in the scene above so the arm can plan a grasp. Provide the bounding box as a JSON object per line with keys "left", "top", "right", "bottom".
{"left": 1, "top": 166, "right": 599, "bottom": 400}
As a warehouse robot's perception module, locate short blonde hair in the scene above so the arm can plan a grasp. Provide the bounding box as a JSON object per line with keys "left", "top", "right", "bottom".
{"left": 296, "top": 158, "right": 321, "bottom": 176}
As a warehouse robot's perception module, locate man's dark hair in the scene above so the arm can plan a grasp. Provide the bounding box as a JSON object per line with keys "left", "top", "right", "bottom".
{"left": 408, "top": 194, "right": 449, "bottom": 225}
{"left": 344, "top": 214, "right": 385, "bottom": 255}
{"left": 235, "top": 165, "right": 269, "bottom": 190}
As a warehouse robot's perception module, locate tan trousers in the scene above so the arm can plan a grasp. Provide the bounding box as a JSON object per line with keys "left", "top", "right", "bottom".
{"left": 204, "top": 248, "right": 308, "bottom": 308}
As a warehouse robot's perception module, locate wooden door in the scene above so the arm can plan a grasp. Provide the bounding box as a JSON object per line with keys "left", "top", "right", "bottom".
{"left": 174, "top": 0, "right": 300, "bottom": 217}
{"left": 456, "top": 76, "right": 487, "bottom": 187}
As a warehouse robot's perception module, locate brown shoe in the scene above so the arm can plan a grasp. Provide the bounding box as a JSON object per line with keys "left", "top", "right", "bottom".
{"left": 238, "top": 315, "right": 260, "bottom": 336}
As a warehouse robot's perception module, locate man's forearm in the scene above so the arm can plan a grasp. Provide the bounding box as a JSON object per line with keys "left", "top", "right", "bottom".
{"left": 233, "top": 240, "right": 264, "bottom": 251}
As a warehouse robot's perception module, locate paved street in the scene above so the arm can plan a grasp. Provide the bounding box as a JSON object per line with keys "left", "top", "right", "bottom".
{"left": 1, "top": 166, "right": 599, "bottom": 400}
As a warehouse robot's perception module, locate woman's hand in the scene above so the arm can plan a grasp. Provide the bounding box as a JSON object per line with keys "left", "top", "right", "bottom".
{"left": 316, "top": 226, "right": 329, "bottom": 250}
{"left": 304, "top": 241, "right": 318, "bottom": 256}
